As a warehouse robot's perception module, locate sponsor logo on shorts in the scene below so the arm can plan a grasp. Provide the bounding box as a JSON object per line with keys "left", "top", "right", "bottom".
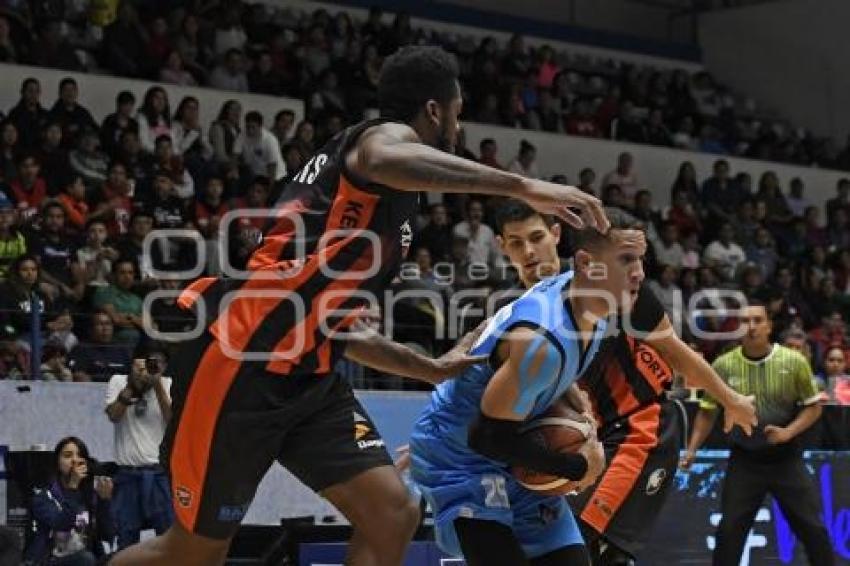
{"left": 353, "top": 411, "right": 371, "bottom": 440}
{"left": 538, "top": 502, "right": 559, "bottom": 524}
{"left": 646, "top": 468, "right": 668, "bottom": 496}
{"left": 217, "top": 503, "right": 249, "bottom": 522}
{"left": 175, "top": 485, "right": 193, "bottom": 508}
{"left": 357, "top": 438, "right": 386, "bottom": 450}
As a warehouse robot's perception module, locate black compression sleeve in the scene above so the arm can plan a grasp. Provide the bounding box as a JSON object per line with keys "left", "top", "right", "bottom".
{"left": 468, "top": 413, "right": 588, "bottom": 481}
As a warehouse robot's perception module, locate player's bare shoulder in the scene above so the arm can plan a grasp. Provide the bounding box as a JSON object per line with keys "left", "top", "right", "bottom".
{"left": 345, "top": 122, "right": 421, "bottom": 179}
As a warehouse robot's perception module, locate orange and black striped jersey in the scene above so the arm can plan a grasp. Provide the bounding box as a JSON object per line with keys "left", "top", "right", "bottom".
{"left": 578, "top": 286, "right": 673, "bottom": 427}
{"left": 179, "top": 119, "right": 419, "bottom": 376}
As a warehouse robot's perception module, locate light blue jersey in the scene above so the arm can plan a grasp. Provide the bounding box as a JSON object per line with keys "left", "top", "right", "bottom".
{"left": 410, "top": 271, "right": 608, "bottom": 558}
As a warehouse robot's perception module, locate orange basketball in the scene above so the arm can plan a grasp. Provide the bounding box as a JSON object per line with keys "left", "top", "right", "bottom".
{"left": 511, "top": 402, "right": 595, "bottom": 496}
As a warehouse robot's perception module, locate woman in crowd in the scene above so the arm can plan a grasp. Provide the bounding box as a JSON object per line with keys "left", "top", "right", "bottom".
{"left": 821, "top": 345, "right": 850, "bottom": 405}
{"left": 136, "top": 87, "right": 172, "bottom": 154}
{"left": 25, "top": 437, "right": 114, "bottom": 565}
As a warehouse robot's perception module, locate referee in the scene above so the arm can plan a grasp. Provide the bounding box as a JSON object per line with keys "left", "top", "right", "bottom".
{"left": 681, "top": 301, "right": 834, "bottom": 565}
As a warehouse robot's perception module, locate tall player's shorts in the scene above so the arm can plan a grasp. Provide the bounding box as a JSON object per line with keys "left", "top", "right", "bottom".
{"left": 410, "top": 434, "right": 583, "bottom": 559}
{"left": 160, "top": 330, "right": 392, "bottom": 539}
{"left": 568, "top": 398, "right": 686, "bottom": 556}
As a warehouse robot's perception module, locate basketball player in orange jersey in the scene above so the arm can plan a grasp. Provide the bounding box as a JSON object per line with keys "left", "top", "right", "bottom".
{"left": 110, "top": 46, "right": 609, "bottom": 566}
{"left": 487, "top": 201, "right": 758, "bottom": 565}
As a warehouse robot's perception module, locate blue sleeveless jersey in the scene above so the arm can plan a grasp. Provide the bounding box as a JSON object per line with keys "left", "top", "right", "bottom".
{"left": 411, "top": 270, "right": 608, "bottom": 472}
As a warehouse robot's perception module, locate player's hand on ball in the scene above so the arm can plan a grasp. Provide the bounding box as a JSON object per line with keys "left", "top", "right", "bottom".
{"left": 722, "top": 392, "right": 757, "bottom": 435}
{"left": 521, "top": 179, "right": 609, "bottom": 232}
{"left": 574, "top": 438, "right": 605, "bottom": 493}
{"left": 764, "top": 425, "right": 791, "bottom": 445}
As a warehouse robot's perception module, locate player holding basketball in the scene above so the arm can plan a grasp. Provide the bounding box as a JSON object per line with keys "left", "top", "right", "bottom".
{"left": 408, "top": 202, "right": 756, "bottom": 566}
{"left": 111, "top": 46, "right": 607, "bottom": 566}
{"left": 488, "top": 201, "right": 757, "bottom": 565}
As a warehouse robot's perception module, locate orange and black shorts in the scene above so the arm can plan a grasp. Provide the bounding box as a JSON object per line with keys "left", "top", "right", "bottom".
{"left": 568, "top": 399, "right": 686, "bottom": 556}
{"left": 159, "top": 330, "right": 392, "bottom": 540}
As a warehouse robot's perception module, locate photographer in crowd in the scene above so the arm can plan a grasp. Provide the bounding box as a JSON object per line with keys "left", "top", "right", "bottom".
{"left": 25, "top": 437, "right": 114, "bottom": 566}
{"left": 104, "top": 345, "right": 174, "bottom": 549}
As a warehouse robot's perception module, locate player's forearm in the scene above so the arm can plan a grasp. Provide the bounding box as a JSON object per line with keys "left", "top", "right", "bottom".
{"left": 468, "top": 414, "right": 588, "bottom": 480}
{"left": 668, "top": 347, "right": 738, "bottom": 409}
{"left": 360, "top": 142, "right": 528, "bottom": 196}
{"left": 686, "top": 408, "right": 717, "bottom": 453}
{"left": 343, "top": 328, "right": 441, "bottom": 384}
{"left": 783, "top": 403, "right": 822, "bottom": 440}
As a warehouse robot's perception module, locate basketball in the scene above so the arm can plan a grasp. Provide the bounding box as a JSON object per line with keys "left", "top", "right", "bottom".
{"left": 512, "top": 402, "right": 595, "bottom": 496}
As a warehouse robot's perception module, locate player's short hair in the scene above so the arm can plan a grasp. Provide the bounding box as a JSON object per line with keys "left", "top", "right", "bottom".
{"left": 378, "top": 46, "right": 460, "bottom": 122}
{"left": 494, "top": 199, "right": 556, "bottom": 236}
{"left": 571, "top": 208, "right": 644, "bottom": 253}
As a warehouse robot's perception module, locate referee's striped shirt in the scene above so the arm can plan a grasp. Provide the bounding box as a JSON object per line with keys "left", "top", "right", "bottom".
{"left": 701, "top": 344, "right": 822, "bottom": 427}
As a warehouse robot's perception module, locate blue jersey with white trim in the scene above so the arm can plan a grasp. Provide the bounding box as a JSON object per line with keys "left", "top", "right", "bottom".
{"left": 411, "top": 270, "right": 607, "bottom": 468}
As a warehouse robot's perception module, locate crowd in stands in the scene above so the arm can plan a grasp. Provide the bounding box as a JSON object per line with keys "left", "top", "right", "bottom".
{"left": 0, "top": 2, "right": 846, "bottom": 403}
{"left": 0, "top": 2, "right": 849, "bottom": 169}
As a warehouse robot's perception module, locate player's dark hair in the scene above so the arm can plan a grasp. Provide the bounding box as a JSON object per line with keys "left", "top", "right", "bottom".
{"left": 494, "top": 199, "right": 556, "bottom": 236}
{"left": 571, "top": 207, "right": 644, "bottom": 253}
{"left": 378, "top": 46, "right": 460, "bottom": 122}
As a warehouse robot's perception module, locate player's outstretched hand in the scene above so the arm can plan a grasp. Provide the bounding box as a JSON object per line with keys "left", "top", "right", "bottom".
{"left": 722, "top": 392, "right": 758, "bottom": 435}
{"left": 430, "top": 320, "right": 490, "bottom": 383}
{"left": 521, "top": 180, "right": 609, "bottom": 232}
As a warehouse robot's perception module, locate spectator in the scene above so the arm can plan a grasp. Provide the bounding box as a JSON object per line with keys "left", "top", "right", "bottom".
{"left": 610, "top": 101, "right": 647, "bottom": 144}
{"left": 477, "top": 139, "right": 502, "bottom": 170}
{"left": 136, "top": 87, "right": 173, "bottom": 154}
{"left": 669, "top": 161, "right": 700, "bottom": 207}
{"left": 47, "top": 78, "right": 98, "bottom": 150}
{"left": 781, "top": 327, "right": 814, "bottom": 369}
{"left": 38, "top": 122, "right": 71, "bottom": 194}
{"left": 601, "top": 152, "right": 639, "bottom": 201}
{"left": 148, "top": 279, "right": 196, "bottom": 338}
{"left": 738, "top": 262, "right": 766, "bottom": 300}
{"left": 209, "top": 100, "right": 243, "bottom": 167}
{"left": 152, "top": 136, "right": 194, "bottom": 200}
{"left": 209, "top": 48, "right": 249, "bottom": 93}
{"left": 292, "top": 120, "right": 316, "bottom": 156}
{"left": 93, "top": 259, "right": 143, "bottom": 349}
{"left": 564, "top": 99, "right": 601, "bottom": 138}
{"left": 89, "top": 161, "right": 134, "bottom": 239}
{"left": 0, "top": 194, "right": 27, "bottom": 278}
{"left": 703, "top": 222, "right": 746, "bottom": 282}
{"left": 415, "top": 203, "right": 453, "bottom": 263}
{"left": 698, "top": 124, "right": 727, "bottom": 154}
{"left": 745, "top": 226, "right": 780, "bottom": 280}
{"left": 812, "top": 277, "right": 846, "bottom": 322}
{"left": 67, "top": 309, "right": 130, "bottom": 382}
{"left": 69, "top": 129, "right": 109, "bottom": 188}
{"left": 645, "top": 108, "right": 673, "bottom": 146}
{"left": 701, "top": 159, "right": 743, "bottom": 228}
{"left": 786, "top": 177, "right": 809, "bottom": 217}
{"left": 114, "top": 212, "right": 155, "bottom": 272}
{"left": 193, "top": 177, "right": 229, "bottom": 274}
{"left": 174, "top": 14, "right": 211, "bottom": 84}
{"left": 29, "top": 201, "right": 84, "bottom": 303}
{"left": 647, "top": 264, "right": 683, "bottom": 329}
{"left": 31, "top": 19, "right": 81, "bottom": 71}
{"left": 632, "top": 190, "right": 662, "bottom": 233}
{"left": 233, "top": 176, "right": 271, "bottom": 232}
{"left": 825, "top": 178, "right": 850, "bottom": 222}
{"left": 507, "top": 140, "right": 539, "bottom": 179}
{"left": 213, "top": 6, "right": 247, "bottom": 56}
{"left": 247, "top": 51, "right": 283, "bottom": 96}
{"left": 577, "top": 167, "right": 596, "bottom": 196}
{"left": 102, "top": 2, "right": 148, "bottom": 77}
{"left": 40, "top": 342, "right": 72, "bottom": 381}
{"left": 171, "top": 97, "right": 212, "bottom": 164}
{"left": 757, "top": 171, "right": 793, "bottom": 232}
{"left": 145, "top": 17, "right": 172, "bottom": 66}
{"left": 24, "top": 437, "right": 113, "bottom": 565}
{"left": 308, "top": 70, "right": 347, "bottom": 121}
{"left": 0, "top": 255, "right": 53, "bottom": 352}
{"left": 821, "top": 345, "right": 850, "bottom": 405}
{"left": 159, "top": 50, "right": 197, "bottom": 87}
{"left": 7, "top": 78, "right": 48, "bottom": 150}
{"left": 0, "top": 15, "right": 17, "bottom": 63}
{"left": 666, "top": 188, "right": 701, "bottom": 238}
{"left": 77, "top": 219, "right": 118, "bottom": 290}
{"left": 827, "top": 207, "right": 850, "bottom": 250}
{"left": 809, "top": 310, "right": 849, "bottom": 364}
{"left": 105, "top": 348, "right": 175, "bottom": 549}
{"left": 56, "top": 174, "right": 89, "bottom": 234}
{"left": 0, "top": 121, "right": 18, "bottom": 183}
{"left": 653, "top": 221, "right": 685, "bottom": 269}
{"left": 271, "top": 109, "right": 296, "bottom": 148}
{"left": 8, "top": 152, "right": 48, "bottom": 222}
{"left": 453, "top": 200, "right": 500, "bottom": 268}
{"left": 672, "top": 115, "right": 698, "bottom": 150}
{"left": 241, "top": 111, "right": 286, "bottom": 181}
{"left": 772, "top": 265, "right": 814, "bottom": 329}
{"left": 803, "top": 206, "right": 829, "bottom": 248}
{"left": 100, "top": 91, "right": 139, "bottom": 159}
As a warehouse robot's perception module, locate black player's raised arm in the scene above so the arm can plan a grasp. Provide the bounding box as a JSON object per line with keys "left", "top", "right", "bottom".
{"left": 348, "top": 122, "right": 608, "bottom": 231}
